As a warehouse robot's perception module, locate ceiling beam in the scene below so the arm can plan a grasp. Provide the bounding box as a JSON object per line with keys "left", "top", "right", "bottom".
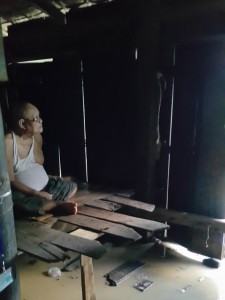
{"left": 28, "top": 0, "right": 66, "bottom": 25}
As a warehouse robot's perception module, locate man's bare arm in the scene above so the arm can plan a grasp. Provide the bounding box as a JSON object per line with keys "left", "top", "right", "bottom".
{"left": 4, "top": 133, "right": 52, "bottom": 200}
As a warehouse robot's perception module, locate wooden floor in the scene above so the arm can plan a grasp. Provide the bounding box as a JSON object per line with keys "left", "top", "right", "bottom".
{"left": 15, "top": 189, "right": 169, "bottom": 265}
{"left": 14, "top": 189, "right": 225, "bottom": 300}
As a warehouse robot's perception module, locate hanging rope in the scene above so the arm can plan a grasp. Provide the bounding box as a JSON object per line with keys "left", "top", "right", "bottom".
{"left": 205, "top": 224, "right": 211, "bottom": 248}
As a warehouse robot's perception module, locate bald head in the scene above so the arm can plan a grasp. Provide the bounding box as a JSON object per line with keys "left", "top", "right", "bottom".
{"left": 8, "top": 101, "right": 37, "bottom": 130}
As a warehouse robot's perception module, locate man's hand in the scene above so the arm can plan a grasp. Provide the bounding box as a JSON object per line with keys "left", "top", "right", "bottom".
{"left": 34, "top": 191, "right": 53, "bottom": 201}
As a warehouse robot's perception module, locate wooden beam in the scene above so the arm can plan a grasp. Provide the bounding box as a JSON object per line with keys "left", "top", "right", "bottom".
{"left": 81, "top": 255, "right": 96, "bottom": 300}
{"left": 146, "top": 208, "right": 225, "bottom": 233}
{"left": 29, "top": 0, "right": 66, "bottom": 25}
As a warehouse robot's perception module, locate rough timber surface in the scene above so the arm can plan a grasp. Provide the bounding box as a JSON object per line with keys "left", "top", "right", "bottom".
{"left": 75, "top": 191, "right": 113, "bottom": 207}
{"left": 15, "top": 189, "right": 169, "bottom": 263}
{"left": 16, "top": 230, "right": 59, "bottom": 262}
{"left": 59, "top": 214, "right": 142, "bottom": 241}
{"left": 102, "top": 195, "right": 155, "bottom": 212}
{"left": 15, "top": 220, "right": 107, "bottom": 260}
{"left": 85, "top": 199, "right": 122, "bottom": 211}
{"left": 77, "top": 206, "right": 169, "bottom": 232}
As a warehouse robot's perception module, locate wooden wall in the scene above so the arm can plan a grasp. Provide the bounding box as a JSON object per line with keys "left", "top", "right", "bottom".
{"left": 3, "top": 0, "right": 225, "bottom": 257}
{"left": 4, "top": 0, "right": 140, "bottom": 189}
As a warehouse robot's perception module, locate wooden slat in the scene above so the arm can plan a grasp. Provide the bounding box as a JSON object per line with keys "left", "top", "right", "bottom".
{"left": 75, "top": 191, "right": 113, "bottom": 207}
{"left": 85, "top": 199, "right": 122, "bottom": 211}
{"left": 115, "top": 190, "right": 135, "bottom": 198}
{"left": 59, "top": 215, "right": 142, "bottom": 241}
{"left": 103, "top": 195, "right": 155, "bottom": 212}
{"left": 61, "top": 253, "right": 80, "bottom": 272}
{"left": 81, "top": 255, "right": 96, "bottom": 300}
{"left": 70, "top": 229, "right": 102, "bottom": 240}
{"left": 15, "top": 220, "right": 107, "bottom": 260}
{"left": 31, "top": 213, "right": 54, "bottom": 222}
{"left": 48, "top": 234, "right": 105, "bottom": 259}
{"left": 61, "top": 229, "right": 102, "bottom": 272}
{"left": 77, "top": 206, "right": 169, "bottom": 232}
{"left": 16, "top": 231, "right": 59, "bottom": 262}
{"left": 51, "top": 220, "right": 78, "bottom": 233}
{"left": 39, "top": 241, "right": 70, "bottom": 260}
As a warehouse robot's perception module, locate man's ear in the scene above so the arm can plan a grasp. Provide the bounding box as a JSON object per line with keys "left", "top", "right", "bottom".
{"left": 18, "top": 119, "right": 26, "bottom": 129}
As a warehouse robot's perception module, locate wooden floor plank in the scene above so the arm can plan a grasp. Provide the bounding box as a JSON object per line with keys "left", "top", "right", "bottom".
{"left": 81, "top": 255, "right": 96, "bottom": 300}
{"left": 77, "top": 206, "right": 169, "bottom": 232}
{"left": 103, "top": 195, "right": 155, "bottom": 212}
{"left": 59, "top": 215, "right": 142, "bottom": 241}
{"left": 16, "top": 230, "right": 59, "bottom": 262}
{"left": 39, "top": 241, "right": 70, "bottom": 260}
{"left": 85, "top": 199, "right": 122, "bottom": 211}
{"left": 15, "top": 220, "right": 107, "bottom": 260}
{"left": 51, "top": 220, "right": 78, "bottom": 233}
{"left": 149, "top": 207, "right": 225, "bottom": 233}
{"left": 75, "top": 191, "right": 113, "bottom": 207}
{"left": 61, "top": 229, "right": 103, "bottom": 272}
{"left": 48, "top": 233, "right": 106, "bottom": 259}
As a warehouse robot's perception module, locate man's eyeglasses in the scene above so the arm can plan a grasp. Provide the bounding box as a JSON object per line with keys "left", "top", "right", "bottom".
{"left": 24, "top": 116, "right": 42, "bottom": 123}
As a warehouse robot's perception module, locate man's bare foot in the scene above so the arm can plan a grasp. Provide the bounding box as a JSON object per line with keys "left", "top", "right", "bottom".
{"left": 55, "top": 202, "right": 78, "bottom": 215}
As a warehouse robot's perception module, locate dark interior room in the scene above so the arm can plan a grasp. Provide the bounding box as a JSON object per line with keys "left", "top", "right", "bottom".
{"left": 0, "top": 1, "right": 225, "bottom": 299}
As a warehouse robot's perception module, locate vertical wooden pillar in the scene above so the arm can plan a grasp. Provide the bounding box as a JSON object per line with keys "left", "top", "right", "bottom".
{"left": 0, "top": 27, "right": 8, "bottom": 83}
{"left": 81, "top": 255, "right": 96, "bottom": 300}
{"left": 134, "top": 0, "right": 161, "bottom": 203}
{"left": 0, "top": 25, "right": 20, "bottom": 300}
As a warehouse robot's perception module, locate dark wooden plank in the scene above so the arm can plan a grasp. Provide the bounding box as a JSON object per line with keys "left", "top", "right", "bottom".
{"left": 15, "top": 220, "right": 107, "bottom": 259}
{"left": 85, "top": 199, "right": 122, "bottom": 211}
{"left": 16, "top": 231, "right": 59, "bottom": 262}
{"left": 39, "top": 241, "right": 70, "bottom": 260}
{"left": 103, "top": 195, "right": 155, "bottom": 212}
{"left": 51, "top": 220, "right": 78, "bottom": 233}
{"left": 62, "top": 228, "right": 103, "bottom": 272}
{"left": 105, "top": 261, "right": 144, "bottom": 286}
{"left": 115, "top": 190, "right": 135, "bottom": 198}
{"left": 75, "top": 191, "right": 113, "bottom": 207}
{"left": 48, "top": 233, "right": 106, "bottom": 259}
{"left": 30, "top": 213, "right": 54, "bottom": 222}
{"left": 61, "top": 253, "right": 80, "bottom": 272}
{"left": 148, "top": 207, "right": 225, "bottom": 233}
{"left": 78, "top": 207, "right": 169, "bottom": 232}
{"left": 59, "top": 215, "right": 142, "bottom": 241}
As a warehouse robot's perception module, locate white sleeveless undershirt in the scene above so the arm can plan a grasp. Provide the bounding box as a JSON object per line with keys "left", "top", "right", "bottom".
{"left": 12, "top": 132, "right": 49, "bottom": 191}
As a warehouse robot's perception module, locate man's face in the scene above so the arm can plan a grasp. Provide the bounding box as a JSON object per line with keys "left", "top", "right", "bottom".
{"left": 22, "top": 103, "right": 43, "bottom": 134}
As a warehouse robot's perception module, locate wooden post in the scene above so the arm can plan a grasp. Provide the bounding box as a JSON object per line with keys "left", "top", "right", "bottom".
{"left": 134, "top": 0, "right": 161, "bottom": 203}
{"left": 0, "top": 24, "right": 21, "bottom": 300}
{"left": 80, "top": 255, "right": 96, "bottom": 300}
